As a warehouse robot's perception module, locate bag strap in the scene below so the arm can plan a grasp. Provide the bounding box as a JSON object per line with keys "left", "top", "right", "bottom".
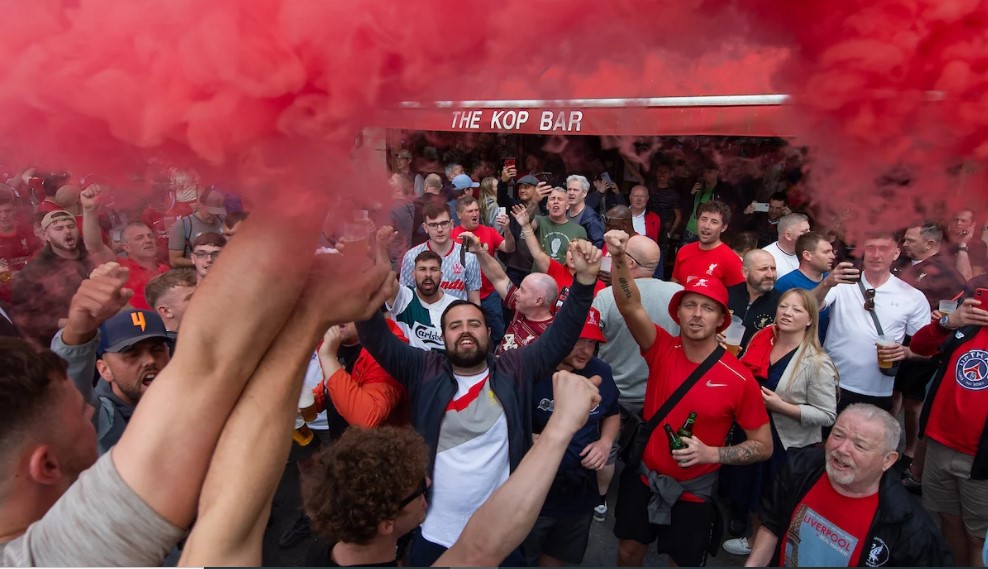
{"left": 641, "top": 345, "right": 726, "bottom": 440}
{"left": 858, "top": 280, "right": 885, "bottom": 335}
{"left": 182, "top": 216, "right": 193, "bottom": 257}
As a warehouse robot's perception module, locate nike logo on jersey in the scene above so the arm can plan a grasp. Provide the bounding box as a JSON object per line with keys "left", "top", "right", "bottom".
{"left": 706, "top": 380, "right": 728, "bottom": 388}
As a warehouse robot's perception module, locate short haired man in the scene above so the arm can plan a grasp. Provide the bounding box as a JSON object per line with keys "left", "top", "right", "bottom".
{"left": 51, "top": 270, "right": 172, "bottom": 453}
{"left": 814, "top": 234, "right": 931, "bottom": 412}
{"left": 907, "top": 295, "right": 988, "bottom": 566}
{"left": 763, "top": 213, "right": 810, "bottom": 278}
{"left": 399, "top": 204, "right": 481, "bottom": 304}
{"left": 746, "top": 405, "right": 953, "bottom": 567}
{"left": 671, "top": 200, "right": 744, "bottom": 287}
{"left": 744, "top": 191, "right": 789, "bottom": 247}
{"left": 0, "top": 185, "right": 41, "bottom": 299}
{"left": 628, "top": 185, "right": 661, "bottom": 245}
{"left": 167, "top": 188, "right": 225, "bottom": 268}
{"left": 566, "top": 174, "right": 605, "bottom": 248}
{"left": 451, "top": 195, "right": 515, "bottom": 344}
{"left": 535, "top": 186, "right": 588, "bottom": 265}
{"left": 523, "top": 308, "right": 620, "bottom": 566}
{"left": 190, "top": 232, "right": 226, "bottom": 284}
{"left": 606, "top": 229, "right": 772, "bottom": 567}
{"left": 80, "top": 186, "right": 169, "bottom": 310}
{"left": 727, "top": 249, "right": 782, "bottom": 348}
{"left": 10, "top": 210, "right": 94, "bottom": 347}
{"left": 500, "top": 175, "right": 551, "bottom": 286}
{"left": 775, "top": 231, "right": 835, "bottom": 341}
{"left": 891, "top": 221, "right": 966, "bottom": 483}
{"left": 355, "top": 238, "right": 601, "bottom": 566}
{"left": 447, "top": 173, "right": 479, "bottom": 226}
{"left": 647, "top": 162, "right": 683, "bottom": 255}
{"left": 947, "top": 208, "right": 987, "bottom": 280}
{"left": 411, "top": 173, "right": 447, "bottom": 247}
{"left": 460, "top": 230, "right": 559, "bottom": 355}
{"left": 683, "top": 161, "right": 732, "bottom": 244}
{"left": 144, "top": 268, "right": 197, "bottom": 332}
{"left": 388, "top": 250, "right": 459, "bottom": 352}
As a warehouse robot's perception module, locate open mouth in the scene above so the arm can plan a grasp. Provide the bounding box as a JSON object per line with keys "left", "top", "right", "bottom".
{"left": 830, "top": 455, "right": 851, "bottom": 470}
{"left": 458, "top": 336, "right": 476, "bottom": 349}
{"left": 141, "top": 371, "right": 158, "bottom": 386}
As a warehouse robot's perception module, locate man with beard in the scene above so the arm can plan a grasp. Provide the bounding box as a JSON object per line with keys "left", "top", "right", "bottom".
{"left": 746, "top": 404, "right": 952, "bottom": 567}
{"left": 355, "top": 237, "right": 602, "bottom": 567}
{"left": 728, "top": 249, "right": 782, "bottom": 349}
{"left": 775, "top": 232, "right": 836, "bottom": 342}
{"left": 11, "top": 210, "right": 94, "bottom": 348}
{"left": 672, "top": 200, "right": 744, "bottom": 288}
{"left": 606, "top": 229, "right": 771, "bottom": 567}
{"left": 49, "top": 263, "right": 170, "bottom": 453}
{"left": 80, "top": 187, "right": 169, "bottom": 311}
{"left": 388, "top": 250, "right": 459, "bottom": 352}
{"left": 399, "top": 204, "right": 480, "bottom": 304}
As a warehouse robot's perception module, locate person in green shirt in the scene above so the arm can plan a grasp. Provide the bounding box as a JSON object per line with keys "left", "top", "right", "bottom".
{"left": 534, "top": 187, "right": 587, "bottom": 265}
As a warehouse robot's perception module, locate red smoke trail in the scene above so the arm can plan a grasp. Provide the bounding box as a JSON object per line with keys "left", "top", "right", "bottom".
{"left": 0, "top": 0, "right": 986, "bottom": 236}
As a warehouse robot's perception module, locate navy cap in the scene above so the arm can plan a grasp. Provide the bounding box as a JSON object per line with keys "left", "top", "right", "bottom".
{"left": 98, "top": 310, "right": 170, "bottom": 355}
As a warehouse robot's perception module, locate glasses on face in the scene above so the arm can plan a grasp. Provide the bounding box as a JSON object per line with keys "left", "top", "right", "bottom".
{"left": 864, "top": 288, "right": 876, "bottom": 312}
{"left": 398, "top": 478, "right": 429, "bottom": 509}
{"left": 426, "top": 220, "right": 452, "bottom": 230}
{"left": 193, "top": 250, "right": 221, "bottom": 261}
{"left": 625, "top": 251, "right": 657, "bottom": 270}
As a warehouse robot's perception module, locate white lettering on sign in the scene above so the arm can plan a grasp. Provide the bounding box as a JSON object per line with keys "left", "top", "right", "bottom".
{"left": 451, "top": 110, "right": 483, "bottom": 129}
{"left": 538, "top": 110, "right": 583, "bottom": 132}
{"left": 490, "top": 109, "right": 531, "bottom": 130}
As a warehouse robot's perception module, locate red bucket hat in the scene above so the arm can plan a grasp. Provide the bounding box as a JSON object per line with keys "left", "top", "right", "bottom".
{"left": 668, "top": 277, "right": 732, "bottom": 333}
{"left": 579, "top": 307, "right": 607, "bottom": 343}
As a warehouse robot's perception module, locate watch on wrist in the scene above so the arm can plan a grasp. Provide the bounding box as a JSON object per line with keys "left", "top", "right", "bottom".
{"left": 939, "top": 314, "right": 957, "bottom": 331}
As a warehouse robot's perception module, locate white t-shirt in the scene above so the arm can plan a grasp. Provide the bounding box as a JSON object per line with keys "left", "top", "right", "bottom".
{"left": 388, "top": 286, "right": 458, "bottom": 351}
{"left": 823, "top": 275, "right": 930, "bottom": 397}
{"left": 631, "top": 212, "right": 647, "bottom": 236}
{"left": 422, "top": 370, "right": 510, "bottom": 547}
{"left": 764, "top": 241, "right": 800, "bottom": 278}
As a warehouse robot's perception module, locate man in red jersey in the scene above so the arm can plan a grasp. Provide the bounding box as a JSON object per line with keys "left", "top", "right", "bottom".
{"left": 606, "top": 228, "right": 771, "bottom": 567}
{"left": 672, "top": 200, "right": 744, "bottom": 288}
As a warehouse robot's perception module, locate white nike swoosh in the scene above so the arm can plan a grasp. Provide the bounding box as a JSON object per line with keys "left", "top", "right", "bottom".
{"left": 706, "top": 380, "right": 728, "bottom": 387}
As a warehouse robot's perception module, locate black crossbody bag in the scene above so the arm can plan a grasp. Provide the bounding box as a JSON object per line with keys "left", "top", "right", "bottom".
{"left": 620, "top": 345, "right": 725, "bottom": 468}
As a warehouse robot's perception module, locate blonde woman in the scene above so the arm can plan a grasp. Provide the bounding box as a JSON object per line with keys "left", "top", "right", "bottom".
{"left": 722, "top": 288, "right": 838, "bottom": 556}
{"left": 477, "top": 176, "right": 500, "bottom": 230}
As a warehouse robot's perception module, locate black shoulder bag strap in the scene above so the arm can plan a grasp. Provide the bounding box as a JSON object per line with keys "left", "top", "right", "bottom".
{"left": 640, "top": 345, "right": 726, "bottom": 443}
{"left": 858, "top": 280, "right": 884, "bottom": 335}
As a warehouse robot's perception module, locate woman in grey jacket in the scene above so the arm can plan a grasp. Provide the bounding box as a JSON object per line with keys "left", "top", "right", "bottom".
{"left": 722, "top": 288, "right": 839, "bottom": 556}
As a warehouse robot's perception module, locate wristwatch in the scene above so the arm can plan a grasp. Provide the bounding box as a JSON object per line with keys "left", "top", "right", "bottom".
{"left": 939, "top": 314, "right": 958, "bottom": 331}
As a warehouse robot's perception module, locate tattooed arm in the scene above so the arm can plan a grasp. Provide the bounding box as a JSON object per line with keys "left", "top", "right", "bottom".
{"left": 604, "top": 230, "right": 657, "bottom": 351}
{"left": 673, "top": 422, "right": 773, "bottom": 467}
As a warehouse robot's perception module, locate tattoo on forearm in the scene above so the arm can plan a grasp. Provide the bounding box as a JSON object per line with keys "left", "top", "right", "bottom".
{"left": 618, "top": 277, "right": 632, "bottom": 300}
{"left": 718, "top": 441, "right": 763, "bottom": 465}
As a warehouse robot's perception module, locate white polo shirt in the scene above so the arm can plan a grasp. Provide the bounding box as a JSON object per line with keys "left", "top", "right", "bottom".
{"left": 822, "top": 274, "right": 930, "bottom": 397}
{"left": 764, "top": 241, "right": 800, "bottom": 278}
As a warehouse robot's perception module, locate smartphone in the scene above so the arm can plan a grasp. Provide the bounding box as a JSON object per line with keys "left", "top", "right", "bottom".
{"left": 536, "top": 171, "right": 553, "bottom": 184}
{"left": 504, "top": 157, "right": 516, "bottom": 170}
{"left": 976, "top": 288, "right": 988, "bottom": 304}
{"left": 752, "top": 202, "right": 770, "bottom": 212}
{"left": 601, "top": 172, "right": 613, "bottom": 185}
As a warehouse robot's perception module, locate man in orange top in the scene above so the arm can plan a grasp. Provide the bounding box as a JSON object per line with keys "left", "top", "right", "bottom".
{"left": 80, "top": 186, "right": 168, "bottom": 310}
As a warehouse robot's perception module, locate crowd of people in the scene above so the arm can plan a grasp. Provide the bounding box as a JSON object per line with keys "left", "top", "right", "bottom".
{"left": 1, "top": 139, "right": 987, "bottom": 567}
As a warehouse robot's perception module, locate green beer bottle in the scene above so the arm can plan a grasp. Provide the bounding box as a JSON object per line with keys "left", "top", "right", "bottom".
{"left": 664, "top": 424, "right": 685, "bottom": 454}
{"left": 677, "top": 411, "right": 697, "bottom": 439}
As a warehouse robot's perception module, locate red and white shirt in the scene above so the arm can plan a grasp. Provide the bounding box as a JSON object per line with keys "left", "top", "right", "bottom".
{"left": 672, "top": 241, "right": 744, "bottom": 287}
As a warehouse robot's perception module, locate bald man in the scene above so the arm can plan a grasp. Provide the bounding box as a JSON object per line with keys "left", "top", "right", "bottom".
{"left": 727, "top": 249, "right": 781, "bottom": 349}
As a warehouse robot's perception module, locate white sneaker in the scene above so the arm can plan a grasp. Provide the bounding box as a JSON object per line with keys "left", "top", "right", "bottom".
{"left": 723, "top": 537, "right": 751, "bottom": 556}
{"left": 593, "top": 503, "right": 607, "bottom": 522}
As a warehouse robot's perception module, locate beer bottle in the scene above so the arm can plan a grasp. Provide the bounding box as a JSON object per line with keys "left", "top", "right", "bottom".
{"left": 677, "top": 411, "right": 697, "bottom": 439}
{"left": 664, "top": 424, "right": 685, "bottom": 454}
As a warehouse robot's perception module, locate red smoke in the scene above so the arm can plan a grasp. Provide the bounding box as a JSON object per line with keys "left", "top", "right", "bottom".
{"left": 0, "top": 0, "right": 986, "bottom": 233}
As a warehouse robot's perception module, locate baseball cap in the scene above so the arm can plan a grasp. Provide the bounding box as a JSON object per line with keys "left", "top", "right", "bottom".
{"left": 198, "top": 187, "right": 227, "bottom": 216}
{"left": 40, "top": 210, "right": 74, "bottom": 232}
{"left": 579, "top": 307, "right": 607, "bottom": 343}
{"left": 451, "top": 174, "right": 480, "bottom": 191}
{"left": 668, "top": 277, "right": 732, "bottom": 333}
{"left": 98, "top": 310, "right": 171, "bottom": 355}
{"left": 516, "top": 175, "right": 540, "bottom": 186}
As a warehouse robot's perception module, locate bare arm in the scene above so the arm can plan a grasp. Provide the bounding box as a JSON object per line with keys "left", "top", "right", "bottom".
{"left": 605, "top": 230, "right": 656, "bottom": 351}
{"left": 674, "top": 422, "right": 773, "bottom": 467}
{"left": 745, "top": 526, "right": 779, "bottom": 567}
{"left": 111, "top": 205, "right": 323, "bottom": 529}
{"left": 436, "top": 371, "right": 602, "bottom": 567}
{"left": 169, "top": 249, "right": 194, "bottom": 268}
{"left": 178, "top": 252, "right": 392, "bottom": 566}
{"left": 462, "top": 231, "right": 511, "bottom": 300}
{"left": 79, "top": 186, "right": 114, "bottom": 264}
{"left": 498, "top": 214, "right": 516, "bottom": 253}
{"left": 513, "top": 205, "right": 550, "bottom": 273}
{"left": 467, "top": 290, "right": 480, "bottom": 304}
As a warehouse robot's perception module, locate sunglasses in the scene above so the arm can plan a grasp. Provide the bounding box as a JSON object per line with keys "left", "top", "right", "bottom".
{"left": 398, "top": 478, "right": 429, "bottom": 509}
{"left": 863, "top": 288, "right": 876, "bottom": 312}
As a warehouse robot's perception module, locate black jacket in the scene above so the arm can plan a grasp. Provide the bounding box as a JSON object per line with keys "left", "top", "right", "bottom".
{"left": 727, "top": 283, "right": 781, "bottom": 349}
{"left": 760, "top": 448, "right": 954, "bottom": 567}
{"left": 355, "top": 280, "right": 593, "bottom": 475}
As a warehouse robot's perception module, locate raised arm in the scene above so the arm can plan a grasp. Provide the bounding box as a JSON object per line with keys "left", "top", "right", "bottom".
{"left": 436, "top": 371, "right": 602, "bottom": 567}
{"left": 513, "top": 204, "right": 550, "bottom": 273}
{"left": 605, "top": 229, "right": 656, "bottom": 351}
{"left": 179, "top": 251, "right": 392, "bottom": 566}
{"left": 110, "top": 203, "right": 325, "bottom": 530}
{"left": 79, "top": 186, "right": 115, "bottom": 264}
{"left": 496, "top": 212, "right": 516, "bottom": 252}
{"left": 319, "top": 324, "right": 404, "bottom": 428}
{"left": 812, "top": 261, "right": 857, "bottom": 305}
{"left": 460, "top": 230, "right": 511, "bottom": 300}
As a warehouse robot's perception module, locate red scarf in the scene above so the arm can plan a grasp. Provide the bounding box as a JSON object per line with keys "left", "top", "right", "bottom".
{"left": 739, "top": 325, "right": 778, "bottom": 383}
